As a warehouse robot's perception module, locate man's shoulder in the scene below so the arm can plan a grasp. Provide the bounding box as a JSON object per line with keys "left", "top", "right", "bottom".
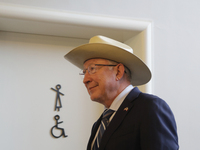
{"left": 136, "top": 92, "right": 170, "bottom": 109}
{"left": 127, "top": 87, "right": 171, "bottom": 112}
{"left": 139, "top": 92, "right": 162, "bottom": 101}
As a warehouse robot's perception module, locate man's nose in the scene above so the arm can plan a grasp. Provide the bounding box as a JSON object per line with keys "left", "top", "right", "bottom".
{"left": 83, "top": 71, "right": 91, "bottom": 84}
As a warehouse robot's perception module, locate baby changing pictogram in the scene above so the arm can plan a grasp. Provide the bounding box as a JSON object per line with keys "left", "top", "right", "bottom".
{"left": 51, "top": 84, "right": 64, "bottom": 111}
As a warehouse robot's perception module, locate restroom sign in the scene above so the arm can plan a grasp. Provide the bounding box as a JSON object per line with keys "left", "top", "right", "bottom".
{"left": 50, "top": 84, "right": 68, "bottom": 138}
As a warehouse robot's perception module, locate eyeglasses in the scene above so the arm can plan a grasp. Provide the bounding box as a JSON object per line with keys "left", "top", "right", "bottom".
{"left": 79, "top": 64, "right": 117, "bottom": 77}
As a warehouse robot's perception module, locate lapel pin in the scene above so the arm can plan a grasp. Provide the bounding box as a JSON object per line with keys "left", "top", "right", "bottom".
{"left": 124, "top": 107, "right": 129, "bottom": 111}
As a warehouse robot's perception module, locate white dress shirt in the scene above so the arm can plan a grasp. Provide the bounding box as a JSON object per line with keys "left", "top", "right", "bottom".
{"left": 108, "top": 84, "right": 134, "bottom": 121}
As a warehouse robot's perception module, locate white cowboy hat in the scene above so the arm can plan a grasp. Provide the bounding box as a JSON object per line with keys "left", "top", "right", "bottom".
{"left": 64, "top": 35, "right": 151, "bottom": 86}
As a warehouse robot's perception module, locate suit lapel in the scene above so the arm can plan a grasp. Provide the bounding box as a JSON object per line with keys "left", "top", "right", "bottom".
{"left": 99, "top": 87, "right": 141, "bottom": 150}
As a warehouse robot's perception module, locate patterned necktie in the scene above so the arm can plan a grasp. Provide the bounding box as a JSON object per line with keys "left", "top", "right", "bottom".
{"left": 92, "top": 109, "right": 115, "bottom": 150}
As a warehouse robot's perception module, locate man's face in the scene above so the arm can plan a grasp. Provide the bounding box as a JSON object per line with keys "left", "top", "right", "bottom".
{"left": 83, "top": 59, "right": 118, "bottom": 105}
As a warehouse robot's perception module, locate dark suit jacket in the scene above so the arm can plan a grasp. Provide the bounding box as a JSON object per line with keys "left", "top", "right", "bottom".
{"left": 87, "top": 87, "right": 179, "bottom": 150}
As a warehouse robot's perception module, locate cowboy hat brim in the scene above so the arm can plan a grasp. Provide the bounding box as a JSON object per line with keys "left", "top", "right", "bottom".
{"left": 64, "top": 43, "right": 151, "bottom": 86}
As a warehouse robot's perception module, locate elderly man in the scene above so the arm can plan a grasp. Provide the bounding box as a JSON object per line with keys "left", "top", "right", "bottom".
{"left": 64, "top": 35, "right": 179, "bottom": 150}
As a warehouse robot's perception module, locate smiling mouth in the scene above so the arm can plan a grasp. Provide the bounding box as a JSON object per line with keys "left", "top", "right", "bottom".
{"left": 89, "top": 86, "right": 97, "bottom": 90}
{"left": 88, "top": 85, "right": 98, "bottom": 92}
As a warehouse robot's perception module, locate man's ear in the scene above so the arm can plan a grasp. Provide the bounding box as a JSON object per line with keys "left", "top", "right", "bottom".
{"left": 115, "top": 63, "right": 125, "bottom": 81}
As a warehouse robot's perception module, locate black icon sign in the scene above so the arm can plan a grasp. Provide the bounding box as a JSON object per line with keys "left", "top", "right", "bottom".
{"left": 50, "top": 84, "right": 67, "bottom": 138}
{"left": 51, "top": 115, "right": 68, "bottom": 138}
{"left": 51, "top": 84, "right": 64, "bottom": 111}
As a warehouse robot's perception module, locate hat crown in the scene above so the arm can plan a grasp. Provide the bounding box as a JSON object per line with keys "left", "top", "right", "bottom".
{"left": 89, "top": 35, "right": 134, "bottom": 54}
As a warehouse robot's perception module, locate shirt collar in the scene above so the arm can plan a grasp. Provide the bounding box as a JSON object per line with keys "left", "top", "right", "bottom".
{"left": 107, "top": 85, "right": 134, "bottom": 111}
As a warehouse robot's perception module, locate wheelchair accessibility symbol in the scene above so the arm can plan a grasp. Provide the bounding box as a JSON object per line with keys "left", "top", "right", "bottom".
{"left": 51, "top": 115, "right": 68, "bottom": 138}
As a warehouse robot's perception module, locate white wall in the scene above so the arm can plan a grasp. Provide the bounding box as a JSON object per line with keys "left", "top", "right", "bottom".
{"left": 1, "top": 0, "right": 200, "bottom": 150}
{"left": 0, "top": 32, "right": 104, "bottom": 149}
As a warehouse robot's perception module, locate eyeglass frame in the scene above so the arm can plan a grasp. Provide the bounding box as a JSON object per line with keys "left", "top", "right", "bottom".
{"left": 79, "top": 64, "right": 117, "bottom": 76}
